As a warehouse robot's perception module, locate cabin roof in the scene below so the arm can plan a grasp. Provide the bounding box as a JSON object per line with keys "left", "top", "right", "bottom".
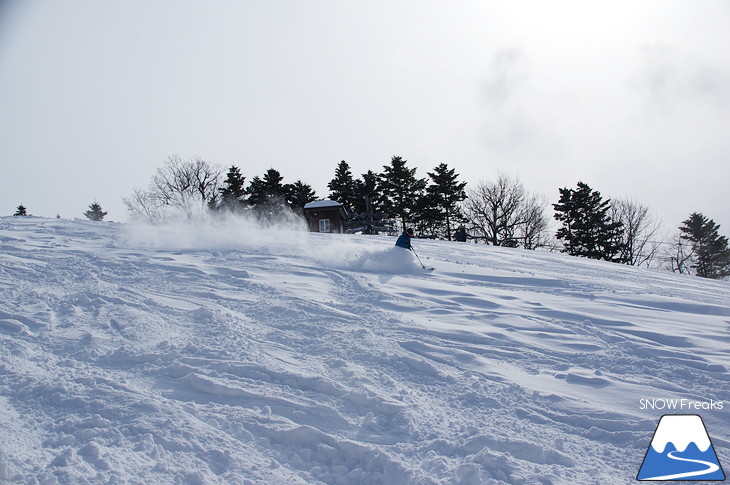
{"left": 303, "top": 200, "right": 343, "bottom": 210}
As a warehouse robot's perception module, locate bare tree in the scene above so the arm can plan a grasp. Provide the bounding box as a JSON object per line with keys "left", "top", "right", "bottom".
{"left": 124, "top": 155, "right": 223, "bottom": 223}
{"left": 123, "top": 187, "right": 166, "bottom": 224}
{"left": 610, "top": 197, "right": 664, "bottom": 267}
{"left": 463, "top": 172, "right": 549, "bottom": 248}
{"left": 151, "top": 155, "right": 222, "bottom": 209}
{"left": 464, "top": 173, "right": 521, "bottom": 246}
{"left": 520, "top": 192, "right": 550, "bottom": 249}
{"left": 664, "top": 231, "right": 694, "bottom": 274}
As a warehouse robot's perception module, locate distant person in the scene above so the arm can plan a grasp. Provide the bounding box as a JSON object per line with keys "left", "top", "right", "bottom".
{"left": 454, "top": 226, "right": 470, "bottom": 242}
{"left": 395, "top": 228, "right": 414, "bottom": 250}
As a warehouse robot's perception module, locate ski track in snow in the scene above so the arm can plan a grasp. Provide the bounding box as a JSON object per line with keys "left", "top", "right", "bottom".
{"left": 0, "top": 217, "right": 728, "bottom": 484}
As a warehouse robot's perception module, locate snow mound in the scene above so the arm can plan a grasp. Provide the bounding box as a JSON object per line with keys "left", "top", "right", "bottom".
{"left": 343, "top": 246, "right": 423, "bottom": 274}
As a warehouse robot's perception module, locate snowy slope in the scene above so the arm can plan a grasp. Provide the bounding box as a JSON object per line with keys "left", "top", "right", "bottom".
{"left": 0, "top": 216, "right": 728, "bottom": 485}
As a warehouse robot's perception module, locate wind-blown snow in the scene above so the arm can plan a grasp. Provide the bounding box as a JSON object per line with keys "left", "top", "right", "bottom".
{"left": 0, "top": 216, "right": 728, "bottom": 484}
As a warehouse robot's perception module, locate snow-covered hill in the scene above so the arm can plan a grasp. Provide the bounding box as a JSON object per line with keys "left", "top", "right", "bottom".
{"left": 1, "top": 216, "right": 728, "bottom": 484}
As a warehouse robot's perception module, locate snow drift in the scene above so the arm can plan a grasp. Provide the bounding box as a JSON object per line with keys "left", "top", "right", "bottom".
{"left": 0, "top": 216, "right": 728, "bottom": 484}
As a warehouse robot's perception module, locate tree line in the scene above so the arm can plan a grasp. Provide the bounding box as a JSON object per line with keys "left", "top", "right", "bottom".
{"left": 13, "top": 202, "right": 108, "bottom": 221}
{"left": 12, "top": 153, "right": 729, "bottom": 279}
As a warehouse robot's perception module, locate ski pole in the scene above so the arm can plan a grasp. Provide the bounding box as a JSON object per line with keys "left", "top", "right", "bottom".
{"left": 411, "top": 247, "right": 426, "bottom": 269}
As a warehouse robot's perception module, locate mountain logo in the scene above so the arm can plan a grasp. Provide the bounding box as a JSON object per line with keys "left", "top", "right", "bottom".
{"left": 637, "top": 414, "right": 725, "bottom": 481}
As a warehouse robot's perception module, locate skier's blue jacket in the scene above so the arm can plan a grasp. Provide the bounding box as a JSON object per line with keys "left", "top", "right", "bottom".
{"left": 395, "top": 231, "right": 412, "bottom": 250}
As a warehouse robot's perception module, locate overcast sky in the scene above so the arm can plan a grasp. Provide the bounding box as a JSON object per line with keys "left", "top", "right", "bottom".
{"left": 1, "top": 1, "right": 728, "bottom": 233}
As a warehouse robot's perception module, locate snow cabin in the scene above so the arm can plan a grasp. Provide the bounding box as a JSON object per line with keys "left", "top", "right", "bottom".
{"left": 303, "top": 200, "right": 347, "bottom": 234}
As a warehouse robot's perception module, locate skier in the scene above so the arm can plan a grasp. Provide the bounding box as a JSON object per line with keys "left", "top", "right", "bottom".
{"left": 395, "top": 227, "right": 433, "bottom": 270}
{"left": 395, "top": 228, "right": 414, "bottom": 250}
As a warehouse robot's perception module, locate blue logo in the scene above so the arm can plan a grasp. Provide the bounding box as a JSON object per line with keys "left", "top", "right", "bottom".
{"left": 637, "top": 414, "right": 725, "bottom": 481}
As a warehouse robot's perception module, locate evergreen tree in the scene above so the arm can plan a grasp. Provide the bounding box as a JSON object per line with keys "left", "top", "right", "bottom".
{"left": 425, "top": 163, "right": 467, "bottom": 240}
{"left": 354, "top": 170, "right": 381, "bottom": 214}
{"left": 553, "top": 182, "right": 624, "bottom": 261}
{"left": 14, "top": 204, "right": 28, "bottom": 216}
{"left": 219, "top": 165, "right": 247, "bottom": 211}
{"left": 286, "top": 180, "right": 317, "bottom": 211}
{"left": 379, "top": 156, "right": 426, "bottom": 231}
{"left": 262, "top": 168, "right": 286, "bottom": 198}
{"left": 245, "top": 176, "right": 266, "bottom": 206}
{"left": 247, "top": 168, "right": 287, "bottom": 206}
{"left": 678, "top": 212, "right": 730, "bottom": 279}
{"left": 345, "top": 170, "right": 391, "bottom": 234}
{"left": 411, "top": 192, "right": 443, "bottom": 238}
{"left": 327, "top": 161, "right": 359, "bottom": 214}
{"left": 84, "top": 201, "right": 107, "bottom": 221}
